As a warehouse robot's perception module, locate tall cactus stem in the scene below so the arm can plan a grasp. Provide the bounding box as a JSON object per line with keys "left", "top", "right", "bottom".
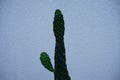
{"left": 40, "top": 9, "right": 71, "bottom": 80}
{"left": 53, "top": 9, "right": 71, "bottom": 80}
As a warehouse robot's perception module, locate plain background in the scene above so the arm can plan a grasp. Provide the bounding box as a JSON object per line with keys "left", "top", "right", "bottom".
{"left": 0, "top": 0, "right": 120, "bottom": 80}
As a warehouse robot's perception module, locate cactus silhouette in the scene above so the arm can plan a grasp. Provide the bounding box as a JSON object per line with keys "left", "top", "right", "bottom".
{"left": 40, "top": 9, "right": 71, "bottom": 80}
{"left": 40, "top": 52, "right": 54, "bottom": 72}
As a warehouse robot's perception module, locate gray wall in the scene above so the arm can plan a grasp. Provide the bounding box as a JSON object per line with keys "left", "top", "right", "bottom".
{"left": 0, "top": 0, "right": 120, "bottom": 80}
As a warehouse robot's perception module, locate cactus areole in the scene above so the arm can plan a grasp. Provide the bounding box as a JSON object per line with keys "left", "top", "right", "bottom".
{"left": 53, "top": 9, "right": 71, "bottom": 80}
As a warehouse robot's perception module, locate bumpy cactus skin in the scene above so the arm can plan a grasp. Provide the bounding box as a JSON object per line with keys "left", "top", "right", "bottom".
{"left": 53, "top": 9, "right": 71, "bottom": 80}
{"left": 40, "top": 9, "right": 71, "bottom": 80}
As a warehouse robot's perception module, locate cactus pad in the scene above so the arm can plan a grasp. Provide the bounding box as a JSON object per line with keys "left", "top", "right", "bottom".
{"left": 40, "top": 52, "right": 54, "bottom": 72}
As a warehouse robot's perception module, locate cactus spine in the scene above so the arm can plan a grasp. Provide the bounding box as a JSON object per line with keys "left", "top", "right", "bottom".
{"left": 40, "top": 9, "right": 71, "bottom": 80}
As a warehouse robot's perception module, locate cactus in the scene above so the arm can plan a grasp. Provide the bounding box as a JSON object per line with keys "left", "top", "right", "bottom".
{"left": 40, "top": 9, "right": 71, "bottom": 80}
{"left": 40, "top": 52, "right": 54, "bottom": 72}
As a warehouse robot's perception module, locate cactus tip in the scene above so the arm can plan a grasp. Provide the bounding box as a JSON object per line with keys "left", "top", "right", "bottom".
{"left": 55, "top": 9, "right": 62, "bottom": 15}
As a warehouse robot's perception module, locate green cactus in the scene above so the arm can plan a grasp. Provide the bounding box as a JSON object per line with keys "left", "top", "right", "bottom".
{"left": 40, "top": 9, "right": 71, "bottom": 80}
{"left": 40, "top": 52, "right": 54, "bottom": 72}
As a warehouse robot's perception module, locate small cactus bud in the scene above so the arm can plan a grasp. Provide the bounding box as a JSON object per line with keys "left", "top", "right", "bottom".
{"left": 40, "top": 52, "right": 54, "bottom": 72}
